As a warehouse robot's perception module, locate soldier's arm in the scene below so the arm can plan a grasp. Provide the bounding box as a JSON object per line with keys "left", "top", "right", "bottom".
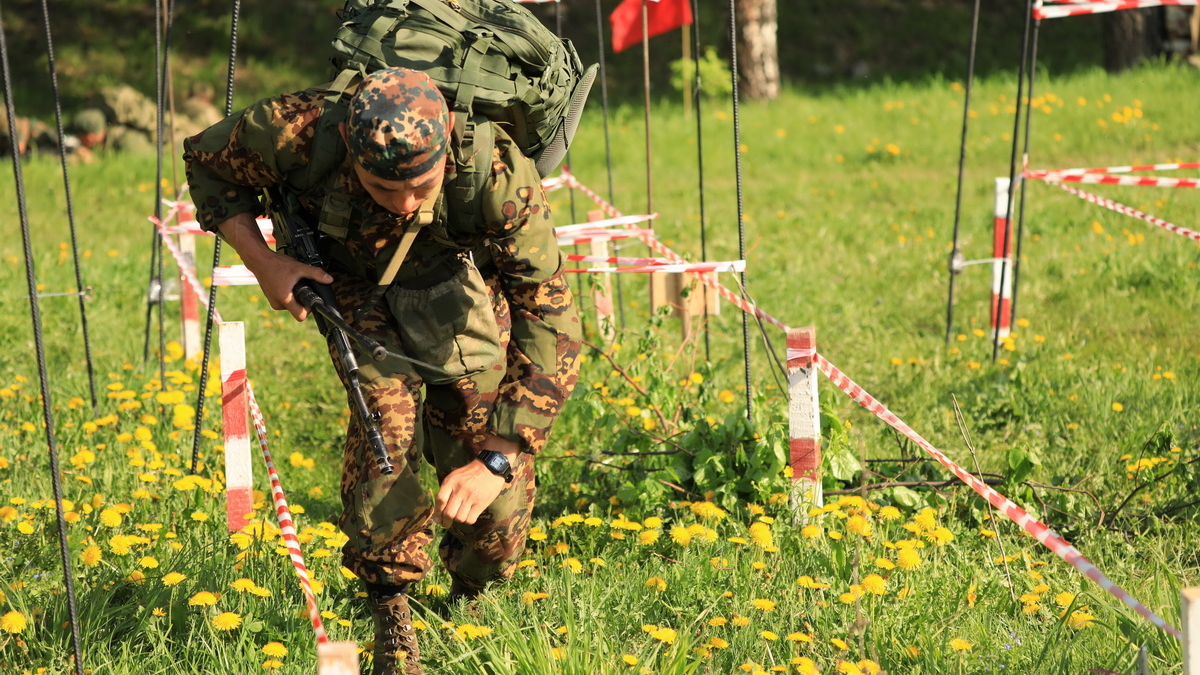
{"left": 481, "top": 138, "right": 582, "bottom": 455}
{"left": 213, "top": 212, "right": 332, "bottom": 322}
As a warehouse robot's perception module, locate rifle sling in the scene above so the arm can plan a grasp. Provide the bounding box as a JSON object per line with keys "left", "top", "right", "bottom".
{"left": 354, "top": 192, "right": 439, "bottom": 322}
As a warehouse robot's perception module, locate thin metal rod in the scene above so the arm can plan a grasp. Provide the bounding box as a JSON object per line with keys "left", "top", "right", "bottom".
{"left": 944, "top": 0, "right": 982, "bottom": 344}
{"left": 38, "top": 0, "right": 97, "bottom": 410}
{"left": 691, "top": 0, "right": 710, "bottom": 362}
{"left": 728, "top": 0, "right": 753, "bottom": 420}
{"left": 992, "top": 0, "right": 1035, "bottom": 363}
{"left": 0, "top": 7, "right": 85, "bottom": 672}
{"left": 191, "top": 0, "right": 242, "bottom": 474}
{"left": 593, "top": 0, "right": 623, "bottom": 330}
{"left": 1010, "top": 17, "right": 1042, "bottom": 328}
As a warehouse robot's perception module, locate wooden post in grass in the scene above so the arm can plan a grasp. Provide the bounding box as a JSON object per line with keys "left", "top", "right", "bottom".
{"left": 1184, "top": 587, "right": 1200, "bottom": 674}
{"left": 587, "top": 209, "right": 617, "bottom": 346}
{"left": 177, "top": 202, "right": 202, "bottom": 361}
{"left": 990, "top": 178, "right": 1014, "bottom": 339}
{"left": 317, "top": 642, "right": 359, "bottom": 674}
{"left": 650, "top": 271, "right": 719, "bottom": 341}
{"left": 219, "top": 321, "right": 253, "bottom": 533}
{"left": 787, "top": 326, "right": 822, "bottom": 516}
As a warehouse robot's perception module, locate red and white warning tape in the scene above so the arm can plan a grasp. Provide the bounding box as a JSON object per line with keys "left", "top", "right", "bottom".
{"left": 556, "top": 228, "right": 656, "bottom": 247}
{"left": 814, "top": 353, "right": 1184, "bottom": 640}
{"left": 149, "top": 214, "right": 220, "bottom": 320}
{"left": 555, "top": 214, "right": 658, "bottom": 233}
{"left": 1035, "top": 0, "right": 1197, "bottom": 19}
{"left": 1026, "top": 161, "right": 1200, "bottom": 178}
{"left": 150, "top": 213, "right": 329, "bottom": 645}
{"left": 564, "top": 260, "right": 746, "bottom": 275}
{"left": 554, "top": 167, "right": 790, "bottom": 330}
{"left": 1045, "top": 181, "right": 1200, "bottom": 243}
{"left": 567, "top": 253, "right": 701, "bottom": 266}
{"left": 245, "top": 382, "right": 330, "bottom": 645}
{"left": 1026, "top": 172, "right": 1200, "bottom": 190}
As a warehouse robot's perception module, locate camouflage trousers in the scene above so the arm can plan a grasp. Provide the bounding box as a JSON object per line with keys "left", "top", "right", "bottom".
{"left": 327, "top": 257, "right": 534, "bottom": 590}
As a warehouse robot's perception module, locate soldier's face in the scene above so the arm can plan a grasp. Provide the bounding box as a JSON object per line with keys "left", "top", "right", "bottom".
{"left": 352, "top": 158, "right": 444, "bottom": 217}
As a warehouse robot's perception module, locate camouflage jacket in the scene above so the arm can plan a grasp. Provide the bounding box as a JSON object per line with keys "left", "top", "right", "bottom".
{"left": 182, "top": 87, "right": 580, "bottom": 454}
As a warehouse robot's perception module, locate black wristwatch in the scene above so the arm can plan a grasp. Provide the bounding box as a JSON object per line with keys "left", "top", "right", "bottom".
{"left": 476, "top": 449, "right": 514, "bottom": 483}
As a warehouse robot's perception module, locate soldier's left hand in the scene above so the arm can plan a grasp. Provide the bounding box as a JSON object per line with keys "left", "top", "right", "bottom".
{"left": 432, "top": 435, "right": 521, "bottom": 527}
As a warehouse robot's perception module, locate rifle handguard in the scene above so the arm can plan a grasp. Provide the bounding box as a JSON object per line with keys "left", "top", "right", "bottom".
{"left": 294, "top": 283, "right": 389, "bottom": 362}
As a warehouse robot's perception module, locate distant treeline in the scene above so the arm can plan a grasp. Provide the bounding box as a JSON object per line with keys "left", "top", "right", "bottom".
{"left": 1, "top": 0, "right": 1106, "bottom": 115}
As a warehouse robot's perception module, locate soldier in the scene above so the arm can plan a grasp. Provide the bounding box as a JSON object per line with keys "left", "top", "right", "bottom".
{"left": 183, "top": 68, "right": 580, "bottom": 675}
{"left": 1, "top": 112, "right": 58, "bottom": 158}
{"left": 179, "top": 81, "right": 223, "bottom": 128}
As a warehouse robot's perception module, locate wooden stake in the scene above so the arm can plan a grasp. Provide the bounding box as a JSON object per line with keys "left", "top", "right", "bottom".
{"left": 787, "top": 327, "right": 822, "bottom": 517}
{"left": 219, "top": 321, "right": 253, "bottom": 533}
{"left": 1184, "top": 587, "right": 1200, "bottom": 674}
{"left": 317, "top": 642, "right": 359, "bottom": 675}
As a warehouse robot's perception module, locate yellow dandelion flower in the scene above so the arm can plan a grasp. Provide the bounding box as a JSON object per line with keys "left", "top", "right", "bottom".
{"left": 622, "top": 654, "right": 638, "bottom": 666}
{"left": 749, "top": 522, "right": 773, "bottom": 547}
{"left": 1067, "top": 610, "right": 1094, "bottom": 629}
{"left": 708, "top": 617, "right": 728, "bottom": 627}
{"left": 830, "top": 637, "right": 850, "bottom": 650}
{"left": 1055, "top": 592, "right": 1076, "bottom": 608}
{"left": 638, "top": 529, "right": 660, "bottom": 545}
{"left": 786, "top": 631, "right": 813, "bottom": 642}
{"left": 650, "top": 627, "right": 677, "bottom": 643}
{"left": 100, "top": 508, "right": 123, "bottom": 527}
{"left": 81, "top": 545, "right": 103, "bottom": 567}
{"left": 949, "top": 638, "right": 972, "bottom": 651}
{"left": 162, "top": 571, "right": 187, "bottom": 586}
{"left": 212, "top": 612, "right": 242, "bottom": 630}
{"left": 669, "top": 526, "right": 693, "bottom": 546}
{"left": 861, "top": 574, "right": 886, "bottom": 595}
{"left": 751, "top": 598, "right": 776, "bottom": 611}
{"left": 262, "top": 641, "right": 288, "bottom": 657}
{"left": 645, "top": 576, "right": 667, "bottom": 592}
{"left": 262, "top": 659, "right": 283, "bottom": 670}
{"left": 1, "top": 611, "right": 27, "bottom": 633}
{"left": 189, "top": 591, "right": 219, "bottom": 606}
{"left": 896, "top": 548, "right": 922, "bottom": 570}
{"left": 761, "top": 630, "right": 779, "bottom": 641}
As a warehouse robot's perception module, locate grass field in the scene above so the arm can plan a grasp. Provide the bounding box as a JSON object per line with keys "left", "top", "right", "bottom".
{"left": 0, "top": 61, "right": 1197, "bottom": 674}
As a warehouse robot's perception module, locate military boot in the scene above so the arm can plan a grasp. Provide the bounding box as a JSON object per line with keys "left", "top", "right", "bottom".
{"left": 366, "top": 583, "right": 423, "bottom": 675}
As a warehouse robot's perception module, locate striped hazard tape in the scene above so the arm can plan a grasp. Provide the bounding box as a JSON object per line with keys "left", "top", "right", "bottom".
{"left": 565, "top": 260, "right": 746, "bottom": 275}
{"left": 246, "top": 382, "right": 330, "bottom": 645}
{"left": 1035, "top": 0, "right": 1198, "bottom": 19}
{"left": 1026, "top": 161, "right": 1200, "bottom": 178}
{"left": 1027, "top": 172, "right": 1200, "bottom": 190}
{"left": 150, "top": 213, "right": 330, "bottom": 645}
{"left": 1045, "top": 181, "right": 1200, "bottom": 243}
{"left": 814, "top": 353, "right": 1184, "bottom": 640}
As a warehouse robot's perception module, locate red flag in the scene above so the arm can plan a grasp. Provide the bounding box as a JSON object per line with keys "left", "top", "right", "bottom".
{"left": 609, "top": 0, "right": 694, "bottom": 54}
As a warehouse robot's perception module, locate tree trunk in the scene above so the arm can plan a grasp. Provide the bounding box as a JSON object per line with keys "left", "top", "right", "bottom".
{"left": 734, "top": 0, "right": 780, "bottom": 101}
{"left": 1102, "top": 8, "right": 1165, "bottom": 72}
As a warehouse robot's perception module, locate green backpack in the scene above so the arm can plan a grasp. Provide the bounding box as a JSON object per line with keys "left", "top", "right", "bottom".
{"left": 328, "top": 0, "right": 597, "bottom": 179}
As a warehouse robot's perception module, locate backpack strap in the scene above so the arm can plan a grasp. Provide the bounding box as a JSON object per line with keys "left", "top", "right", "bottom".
{"left": 353, "top": 190, "right": 440, "bottom": 322}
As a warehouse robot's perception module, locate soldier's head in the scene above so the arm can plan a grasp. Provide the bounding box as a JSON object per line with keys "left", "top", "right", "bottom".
{"left": 339, "top": 67, "right": 449, "bottom": 217}
{"left": 71, "top": 109, "right": 108, "bottom": 149}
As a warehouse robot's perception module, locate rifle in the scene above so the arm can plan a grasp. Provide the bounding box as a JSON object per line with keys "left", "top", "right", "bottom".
{"left": 262, "top": 185, "right": 414, "bottom": 475}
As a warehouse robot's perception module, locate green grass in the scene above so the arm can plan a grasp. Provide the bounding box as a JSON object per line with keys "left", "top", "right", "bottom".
{"left": 0, "top": 62, "right": 1197, "bottom": 674}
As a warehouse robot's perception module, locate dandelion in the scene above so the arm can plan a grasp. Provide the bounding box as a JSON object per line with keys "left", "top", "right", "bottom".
{"left": 862, "top": 574, "right": 887, "bottom": 595}
{"left": 521, "top": 592, "right": 549, "bottom": 605}
{"left": 650, "top": 627, "right": 677, "bottom": 644}
{"left": 689, "top": 502, "right": 727, "bottom": 520}
{"left": 669, "top": 526, "right": 693, "bottom": 546}
{"left": 896, "top": 548, "right": 922, "bottom": 570}
{"left": 262, "top": 642, "right": 288, "bottom": 657}
{"left": 949, "top": 638, "right": 972, "bottom": 651}
{"left": 189, "top": 591, "right": 219, "bottom": 606}
{"left": 645, "top": 576, "right": 667, "bottom": 592}
{"left": 749, "top": 522, "right": 773, "bottom": 547}
{"left": 139, "top": 556, "right": 159, "bottom": 569}
{"left": 100, "top": 508, "right": 123, "bottom": 527}
{"left": 81, "top": 545, "right": 103, "bottom": 567}
{"left": 732, "top": 615, "right": 751, "bottom": 627}
{"left": 830, "top": 637, "right": 850, "bottom": 650}
{"left": 213, "top": 612, "right": 242, "bottom": 630}
{"left": 262, "top": 660, "right": 283, "bottom": 670}
{"left": 562, "top": 558, "right": 583, "bottom": 573}
{"left": 1067, "top": 610, "right": 1095, "bottom": 629}
{"left": 622, "top": 655, "right": 638, "bottom": 666}
{"left": 800, "top": 524, "right": 821, "bottom": 539}
{"left": 162, "top": 571, "right": 187, "bottom": 586}
{"left": 1112, "top": 402, "right": 1124, "bottom": 412}
{"left": 751, "top": 598, "right": 776, "bottom": 612}
{"left": 761, "top": 630, "right": 779, "bottom": 641}
{"left": 638, "top": 529, "right": 660, "bottom": 545}
{"left": 0, "top": 611, "right": 26, "bottom": 633}
{"left": 786, "top": 631, "right": 813, "bottom": 642}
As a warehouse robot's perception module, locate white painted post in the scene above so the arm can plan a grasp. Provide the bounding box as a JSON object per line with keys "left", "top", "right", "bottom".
{"left": 317, "top": 642, "right": 360, "bottom": 674}
{"left": 991, "top": 178, "right": 1014, "bottom": 339}
{"left": 1184, "top": 587, "right": 1200, "bottom": 674}
{"left": 787, "top": 326, "right": 822, "bottom": 514}
{"left": 219, "top": 321, "right": 253, "bottom": 533}
{"left": 178, "top": 229, "right": 202, "bottom": 361}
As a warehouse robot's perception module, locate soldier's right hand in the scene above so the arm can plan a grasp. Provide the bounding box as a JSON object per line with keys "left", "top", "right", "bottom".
{"left": 215, "top": 212, "right": 334, "bottom": 322}
{"left": 246, "top": 250, "right": 333, "bottom": 322}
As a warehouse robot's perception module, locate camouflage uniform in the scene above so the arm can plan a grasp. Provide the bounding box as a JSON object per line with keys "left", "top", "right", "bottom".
{"left": 183, "top": 71, "right": 581, "bottom": 592}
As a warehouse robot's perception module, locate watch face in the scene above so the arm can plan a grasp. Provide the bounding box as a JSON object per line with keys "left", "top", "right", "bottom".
{"left": 480, "top": 450, "right": 511, "bottom": 477}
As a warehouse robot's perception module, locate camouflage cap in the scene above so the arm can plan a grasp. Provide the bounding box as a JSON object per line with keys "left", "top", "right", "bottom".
{"left": 72, "top": 108, "right": 107, "bottom": 135}
{"left": 346, "top": 67, "right": 449, "bottom": 181}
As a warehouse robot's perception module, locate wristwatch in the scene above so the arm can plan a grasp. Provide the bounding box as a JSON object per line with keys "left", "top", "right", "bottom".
{"left": 476, "top": 449, "right": 514, "bottom": 483}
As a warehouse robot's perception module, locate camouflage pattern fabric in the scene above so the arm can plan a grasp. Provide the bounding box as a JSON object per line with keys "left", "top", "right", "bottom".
{"left": 183, "top": 82, "right": 582, "bottom": 588}
{"left": 94, "top": 84, "right": 158, "bottom": 136}
{"left": 346, "top": 68, "right": 449, "bottom": 181}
